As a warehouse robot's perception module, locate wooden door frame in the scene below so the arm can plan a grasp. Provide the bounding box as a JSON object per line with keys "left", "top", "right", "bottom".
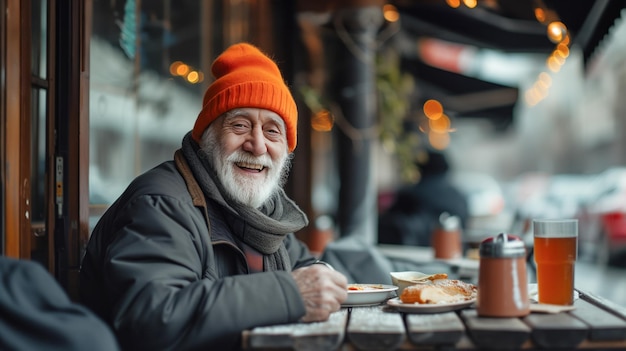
{"left": 2, "top": 0, "right": 91, "bottom": 298}
{"left": 0, "top": 0, "right": 5, "bottom": 255}
{"left": 3, "top": 0, "right": 30, "bottom": 259}
{"left": 54, "top": 0, "right": 91, "bottom": 296}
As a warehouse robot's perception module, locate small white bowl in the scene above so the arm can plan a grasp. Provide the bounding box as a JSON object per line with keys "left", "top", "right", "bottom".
{"left": 343, "top": 284, "right": 399, "bottom": 306}
{"left": 390, "top": 271, "right": 433, "bottom": 296}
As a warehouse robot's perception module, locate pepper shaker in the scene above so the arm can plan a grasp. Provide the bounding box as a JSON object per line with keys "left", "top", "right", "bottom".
{"left": 432, "top": 212, "right": 462, "bottom": 259}
{"left": 477, "top": 233, "right": 530, "bottom": 317}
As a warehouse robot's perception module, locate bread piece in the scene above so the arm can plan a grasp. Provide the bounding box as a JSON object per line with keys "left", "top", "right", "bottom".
{"left": 400, "top": 279, "right": 477, "bottom": 304}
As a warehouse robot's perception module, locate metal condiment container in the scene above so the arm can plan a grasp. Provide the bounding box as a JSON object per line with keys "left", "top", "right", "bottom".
{"left": 477, "top": 233, "right": 530, "bottom": 317}
{"left": 432, "top": 212, "right": 462, "bottom": 259}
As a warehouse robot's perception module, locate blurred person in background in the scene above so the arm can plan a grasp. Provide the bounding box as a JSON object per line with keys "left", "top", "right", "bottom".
{"left": 0, "top": 256, "right": 120, "bottom": 351}
{"left": 79, "top": 43, "right": 348, "bottom": 350}
{"left": 379, "top": 149, "right": 469, "bottom": 246}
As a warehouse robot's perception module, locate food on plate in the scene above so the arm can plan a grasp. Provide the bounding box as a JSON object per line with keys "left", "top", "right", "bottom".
{"left": 399, "top": 279, "right": 477, "bottom": 304}
{"left": 348, "top": 284, "right": 384, "bottom": 291}
{"left": 391, "top": 271, "right": 452, "bottom": 296}
{"left": 415, "top": 273, "right": 449, "bottom": 282}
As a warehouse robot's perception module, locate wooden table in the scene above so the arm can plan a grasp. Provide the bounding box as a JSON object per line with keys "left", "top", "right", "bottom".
{"left": 242, "top": 289, "right": 626, "bottom": 350}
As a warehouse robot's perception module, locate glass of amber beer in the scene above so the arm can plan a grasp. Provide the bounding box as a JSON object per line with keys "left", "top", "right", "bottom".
{"left": 533, "top": 219, "right": 578, "bottom": 305}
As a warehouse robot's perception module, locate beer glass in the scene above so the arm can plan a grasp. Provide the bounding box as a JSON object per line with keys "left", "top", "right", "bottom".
{"left": 533, "top": 219, "right": 578, "bottom": 305}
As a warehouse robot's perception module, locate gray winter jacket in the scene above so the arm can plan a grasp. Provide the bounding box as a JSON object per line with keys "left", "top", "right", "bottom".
{"left": 1, "top": 257, "right": 120, "bottom": 351}
{"left": 80, "top": 151, "right": 317, "bottom": 350}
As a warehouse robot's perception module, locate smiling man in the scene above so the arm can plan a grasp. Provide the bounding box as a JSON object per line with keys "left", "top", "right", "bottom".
{"left": 79, "top": 43, "right": 348, "bottom": 351}
{"left": 201, "top": 108, "right": 291, "bottom": 209}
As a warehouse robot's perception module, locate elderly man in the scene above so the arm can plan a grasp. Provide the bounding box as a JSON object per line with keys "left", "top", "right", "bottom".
{"left": 79, "top": 43, "right": 348, "bottom": 350}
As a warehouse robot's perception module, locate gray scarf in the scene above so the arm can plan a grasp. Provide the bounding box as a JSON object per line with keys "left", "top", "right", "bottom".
{"left": 181, "top": 133, "right": 309, "bottom": 271}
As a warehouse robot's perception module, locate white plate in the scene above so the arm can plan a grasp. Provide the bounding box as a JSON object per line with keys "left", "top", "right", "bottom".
{"left": 386, "top": 297, "right": 476, "bottom": 313}
{"left": 343, "top": 284, "right": 398, "bottom": 306}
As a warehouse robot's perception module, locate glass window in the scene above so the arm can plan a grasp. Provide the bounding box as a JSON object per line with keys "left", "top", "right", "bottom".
{"left": 30, "top": 87, "right": 47, "bottom": 264}
{"left": 89, "top": 0, "right": 208, "bottom": 217}
{"left": 31, "top": 0, "right": 47, "bottom": 79}
{"left": 30, "top": 0, "right": 48, "bottom": 265}
{"left": 30, "top": 87, "right": 47, "bottom": 223}
{"left": 88, "top": 0, "right": 282, "bottom": 232}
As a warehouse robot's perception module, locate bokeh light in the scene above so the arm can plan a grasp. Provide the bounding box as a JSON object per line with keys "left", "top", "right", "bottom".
{"left": 311, "top": 109, "right": 334, "bottom": 132}
{"left": 176, "top": 63, "right": 190, "bottom": 76}
{"left": 534, "top": 7, "right": 546, "bottom": 23}
{"left": 462, "top": 0, "right": 477, "bottom": 9}
{"left": 169, "top": 61, "right": 184, "bottom": 76}
{"left": 446, "top": 0, "right": 461, "bottom": 8}
{"left": 429, "top": 113, "right": 451, "bottom": 132}
{"left": 383, "top": 4, "right": 400, "bottom": 22}
{"left": 547, "top": 21, "right": 567, "bottom": 43}
{"left": 423, "top": 99, "right": 444, "bottom": 120}
{"left": 429, "top": 131, "right": 450, "bottom": 150}
{"left": 186, "top": 71, "right": 199, "bottom": 83}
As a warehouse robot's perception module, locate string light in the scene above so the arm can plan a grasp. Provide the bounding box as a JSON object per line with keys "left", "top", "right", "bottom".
{"left": 423, "top": 99, "right": 443, "bottom": 120}
{"left": 547, "top": 21, "right": 567, "bottom": 43}
{"left": 421, "top": 100, "right": 454, "bottom": 150}
{"left": 439, "top": 0, "right": 570, "bottom": 107}
{"left": 462, "top": 0, "right": 478, "bottom": 9}
{"left": 382, "top": 4, "right": 400, "bottom": 22}
{"left": 524, "top": 3, "right": 571, "bottom": 106}
{"left": 446, "top": 0, "right": 462, "bottom": 9}
{"left": 168, "top": 61, "right": 204, "bottom": 84}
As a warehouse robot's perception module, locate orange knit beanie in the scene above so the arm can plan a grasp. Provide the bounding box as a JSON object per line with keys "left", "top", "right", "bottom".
{"left": 192, "top": 43, "right": 298, "bottom": 152}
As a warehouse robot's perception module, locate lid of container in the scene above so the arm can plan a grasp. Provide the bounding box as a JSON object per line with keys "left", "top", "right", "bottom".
{"left": 439, "top": 212, "right": 461, "bottom": 231}
{"left": 479, "top": 233, "right": 526, "bottom": 258}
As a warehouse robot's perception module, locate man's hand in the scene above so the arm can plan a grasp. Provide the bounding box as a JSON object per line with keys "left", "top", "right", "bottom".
{"left": 291, "top": 264, "right": 348, "bottom": 322}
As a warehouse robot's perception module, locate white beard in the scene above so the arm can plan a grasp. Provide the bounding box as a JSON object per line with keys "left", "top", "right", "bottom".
{"left": 200, "top": 127, "right": 290, "bottom": 208}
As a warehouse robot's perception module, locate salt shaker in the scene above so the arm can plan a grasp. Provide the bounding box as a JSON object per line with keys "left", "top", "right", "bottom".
{"left": 477, "top": 233, "right": 530, "bottom": 317}
{"left": 432, "top": 212, "right": 462, "bottom": 259}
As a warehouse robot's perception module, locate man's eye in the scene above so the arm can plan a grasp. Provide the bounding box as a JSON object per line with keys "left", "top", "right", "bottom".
{"left": 232, "top": 123, "right": 249, "bottom": 129}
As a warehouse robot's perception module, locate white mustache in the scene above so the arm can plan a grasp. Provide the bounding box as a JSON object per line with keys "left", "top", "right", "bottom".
{"left": 226, "top": 152, "right": 273, "bottom": 169}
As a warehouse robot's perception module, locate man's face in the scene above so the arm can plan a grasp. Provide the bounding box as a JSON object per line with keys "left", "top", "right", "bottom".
{"left": 200, "top": 108, "right": 291, "bottom": 208}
